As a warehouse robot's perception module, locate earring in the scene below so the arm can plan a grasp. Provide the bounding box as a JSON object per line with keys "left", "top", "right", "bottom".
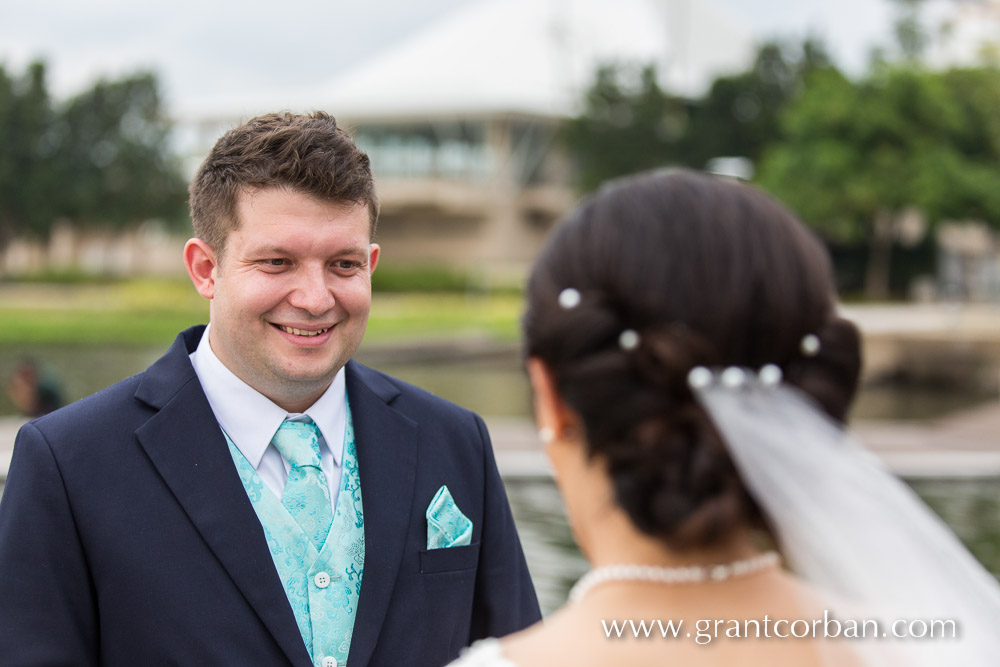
{"left": 801, "top": 334, "right": 821, "bottom": 356}
{"left": 538, "top": 427, "right": 555, "bottom": 444}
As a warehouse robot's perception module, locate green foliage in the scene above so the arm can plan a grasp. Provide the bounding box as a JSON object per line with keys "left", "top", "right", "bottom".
{"left": 677, "top": 40, "right": 830, "bottom": 168}
{"left": 371, "top": 265, "right": 478, "bottom": 293}
{"left": 0, "top": 281, "right": 522, "bottom": 345}
{"left": 892, "top": 0, "right": 930, "bottom": 63}
{"left": 565, "top": 33, "right": 1000, "bottom": 298}
{"left": 0, "top": 61, "right": 187, "bottom": 252}
{"left": 54, "top": 72, "right": 188, "bottom": 229}
{"left": 758, "top": 66, "right": 1000, "bottom": 239}
{"left": 0, "top": 62, "right": 58, "bottom": 245}
{"left": 562, "top": 41, "right": 829, "bottom": 192}
{"left": 756, "top": 64, "right": 1000, "bottom": 296}
{"left": 3, "top": 269, "right": 128, "bottom": 285}
{"left": 561, "top": 64, "right": 687, "bottom": 192}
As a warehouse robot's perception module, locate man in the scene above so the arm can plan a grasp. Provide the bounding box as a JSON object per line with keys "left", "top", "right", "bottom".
{"left": 0, "top": 112, "right": 540, "bottom": 666}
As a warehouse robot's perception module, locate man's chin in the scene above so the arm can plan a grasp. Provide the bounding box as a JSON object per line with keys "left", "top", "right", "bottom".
{"left": 271, "top": 361, "right": 343, "bottom": 386}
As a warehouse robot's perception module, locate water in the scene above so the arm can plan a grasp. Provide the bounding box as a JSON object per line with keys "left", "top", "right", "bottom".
{"left": 0, "top": 472, "right": 995, "bottom": 617}
{"left": 1, "top": 342, "right": 995, "bottom": 421}
{"left": 0, "top": 343, "right": 162, "bottom": 415}
{"left": 504, "top": 476, "right": 1000, "bottom": 616}
{"left": 2, "top": 342, "right": 998, "bottom": 616}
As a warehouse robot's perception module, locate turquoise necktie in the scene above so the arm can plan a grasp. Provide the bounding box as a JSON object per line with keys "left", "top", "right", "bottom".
{"left": 271, "top": 420, "right": 334, "bottom": 550}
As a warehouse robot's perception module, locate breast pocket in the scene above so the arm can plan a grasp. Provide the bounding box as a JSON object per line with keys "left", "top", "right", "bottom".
{"left": 418, "top": 541, "right": 481, "bottom": 574}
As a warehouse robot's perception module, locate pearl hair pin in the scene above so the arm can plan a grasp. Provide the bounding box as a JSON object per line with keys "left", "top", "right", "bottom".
{"left": 687, "top": 366, "right": 713, "bottom": 390}
{"left": 801, "top": 333, "right": 821, "bottom": 356}
{"left": 720, "top": 367, "right": 746, "bottom": 388}
{"left": 687, "top": 365, "right": 784, "bottom": 390}
{"left": 558, "top": 288, "right": 581, "bottom": 309}
{"left": 618, "top": 329, "right": 640, "bottom": 351}
{"left": 758, "top": 364, "right": 783, "bottom": 387}
{"left": 569, "top": 551, "right": 781, "bottom": 604}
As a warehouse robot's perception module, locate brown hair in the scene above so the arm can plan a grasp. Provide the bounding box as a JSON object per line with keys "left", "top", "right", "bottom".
{"left": 523, "top": 168, "right": 862, "bottom": 549}
{"left": 188, "top": 111, "right": 379, "bottom": 255}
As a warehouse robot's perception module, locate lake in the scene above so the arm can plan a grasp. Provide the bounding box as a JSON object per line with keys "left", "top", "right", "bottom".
{"left": 504, "top": 476, "right": 1000, "bottom": 615}
{"left": 1, "top": 341, "right": 998, "bottom": 614}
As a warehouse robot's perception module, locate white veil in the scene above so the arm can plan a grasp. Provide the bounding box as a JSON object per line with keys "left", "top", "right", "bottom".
{"left": 693, "top": 374, "right": 1000, "bottom": 666}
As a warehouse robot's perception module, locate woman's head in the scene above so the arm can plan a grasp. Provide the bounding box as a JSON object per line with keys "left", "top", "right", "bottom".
{"left": 523, "top": 168, "right": 861, "bottom": 550}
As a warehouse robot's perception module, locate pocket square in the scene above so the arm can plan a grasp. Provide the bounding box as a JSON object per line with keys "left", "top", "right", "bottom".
{"left": 426, "top": 485, "right": 473, "bottom": 549}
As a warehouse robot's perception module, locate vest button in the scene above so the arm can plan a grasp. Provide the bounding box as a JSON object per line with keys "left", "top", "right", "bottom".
{"left": 314, "top": 572, "right": 331, "bottom": 589}
{"left": 322, "top": 657, "right": 338, "bottom": 667}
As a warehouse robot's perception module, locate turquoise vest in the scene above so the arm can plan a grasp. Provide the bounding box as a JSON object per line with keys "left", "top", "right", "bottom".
{"left": 225, "top": 401, "right": 364, "bottom": 667}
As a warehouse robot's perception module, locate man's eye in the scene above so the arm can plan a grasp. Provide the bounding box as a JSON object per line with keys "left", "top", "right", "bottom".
{"left": 336, "top": 260, "right": 360, "bottom": 270}
{"left": 265, "top": 259, "right": 287, "bottom": 267}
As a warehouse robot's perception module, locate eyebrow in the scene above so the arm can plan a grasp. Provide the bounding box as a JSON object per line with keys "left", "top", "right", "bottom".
{"left": 249, "top": 245, "right": 370, "bottom": 258}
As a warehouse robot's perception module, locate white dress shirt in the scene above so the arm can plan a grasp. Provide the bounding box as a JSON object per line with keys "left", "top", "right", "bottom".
{"left": 189, "top": 325, "right": 346, "bottom": 510}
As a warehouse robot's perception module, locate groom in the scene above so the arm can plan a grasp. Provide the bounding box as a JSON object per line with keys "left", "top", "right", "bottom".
{"left": 0, "top": 112, "right": 540, "bottom": 666}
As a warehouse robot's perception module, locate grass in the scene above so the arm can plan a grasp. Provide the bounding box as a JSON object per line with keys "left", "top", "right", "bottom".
{"left": 0, "top": 279, "right": 524, "bottom": 345}
{"left": 367, "top": 293, "right": 522, "bottom": 342}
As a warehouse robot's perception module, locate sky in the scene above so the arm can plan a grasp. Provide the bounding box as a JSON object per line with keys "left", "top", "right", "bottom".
{"left": 0, "top": 0, "right": 956, "bottom": 119}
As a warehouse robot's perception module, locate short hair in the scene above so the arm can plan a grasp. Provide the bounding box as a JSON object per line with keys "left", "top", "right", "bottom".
{"left": 188, "top": 111, "right": 379, "bottom": 254}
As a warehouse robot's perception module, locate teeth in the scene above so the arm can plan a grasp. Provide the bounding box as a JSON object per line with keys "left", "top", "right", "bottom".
{"left": 278, "top": 325, "right": 329, "bottom": 337}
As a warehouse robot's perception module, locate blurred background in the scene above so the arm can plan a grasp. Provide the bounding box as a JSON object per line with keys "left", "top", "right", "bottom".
{"left": 2, "top": 0, "right": 999, "bottom": 611}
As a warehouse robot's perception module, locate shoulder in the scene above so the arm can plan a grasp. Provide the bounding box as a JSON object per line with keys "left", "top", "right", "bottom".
{"left": 8, "top": 371, "right": 154, "bottom": 488}
{"left": 27, "top": 371, "right": 150, "bottom": 442}
{"left": 447, "top": 639, "right": 518, "bottom": 667}
{"left": 24, "top": 326, "right": 201, "bottom": 449}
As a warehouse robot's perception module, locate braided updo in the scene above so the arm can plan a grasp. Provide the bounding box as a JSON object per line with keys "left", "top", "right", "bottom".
{"left": 523, "top": 169, "right": 862, "bottom": 549}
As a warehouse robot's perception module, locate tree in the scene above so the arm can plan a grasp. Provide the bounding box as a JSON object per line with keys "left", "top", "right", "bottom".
{"left": 0, "top": 63, "right": 187, "bottom": 265}
{"left": 561, "top": 63, "right": 688, "bottom": 192}
{"left": 0, "top": 62, "right": 58, "bottom": 247}
{"left": 562, "top": 41, "right": 830, "bottom": 192}
{"left": 53, "top": 72, "right": 188, "bottom": 230}
{"left": 892, "top": 0, "right": 930, "bottom": 63}
{"left": 756, "top": 65, "right": 1000, "bottom": 297}
{"left": 676, "top": 39, "right": 831, "bottom": 168}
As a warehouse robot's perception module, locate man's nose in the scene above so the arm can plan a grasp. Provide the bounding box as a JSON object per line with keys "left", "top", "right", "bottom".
{"left": 288, "top": 267, "right": 335, "bottom": 315}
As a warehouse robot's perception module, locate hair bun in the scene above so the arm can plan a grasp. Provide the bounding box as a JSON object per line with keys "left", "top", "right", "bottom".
{"left": 606, "top": 401, "right": 759, "bottom": 549}
{"left": 784, "top": 317, "right": 862, "bottom": 422}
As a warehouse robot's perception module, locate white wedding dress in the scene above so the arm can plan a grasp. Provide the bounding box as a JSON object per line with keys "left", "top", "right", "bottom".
{"left": 449, "top": 639, "right": 515, "bottom": 667}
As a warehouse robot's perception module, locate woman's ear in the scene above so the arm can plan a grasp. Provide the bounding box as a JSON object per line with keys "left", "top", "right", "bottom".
{"left": 184, "top": 238, "right": 218, "bottom": 300}
{"left": 526, "top": 358, "right": 577, "bottom": 443}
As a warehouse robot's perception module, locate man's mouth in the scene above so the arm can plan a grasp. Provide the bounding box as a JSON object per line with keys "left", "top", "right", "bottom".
{"left": 273, "top": 324, "right": 331, "bottom": 337}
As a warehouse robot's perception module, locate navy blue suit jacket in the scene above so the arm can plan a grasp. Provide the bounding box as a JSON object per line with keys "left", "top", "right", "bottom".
{"left": 0, "top": 326, "right": 540, "bottom": 666}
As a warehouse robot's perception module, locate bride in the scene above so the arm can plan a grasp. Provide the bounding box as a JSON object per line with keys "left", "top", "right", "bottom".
{"left": 449, "top": 169, "right": 1000, "bottom": 666}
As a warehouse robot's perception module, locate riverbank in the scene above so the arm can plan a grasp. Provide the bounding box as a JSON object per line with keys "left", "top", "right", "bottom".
{"left": 4, "top": 401, "right": 1000, "bottom": 482}
{"left": 0, "top": 280, "right": 522, "bottom": 345}
{"left": 3, "top": 301, "right": 1000, "bottom": 481}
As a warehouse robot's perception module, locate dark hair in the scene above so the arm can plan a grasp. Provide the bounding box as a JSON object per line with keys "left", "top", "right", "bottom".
{"left": 188, "top": 111, "right": 379, "bottom": 255}
{"left": 523, "top": 168, "right": 861, "bottom": 549}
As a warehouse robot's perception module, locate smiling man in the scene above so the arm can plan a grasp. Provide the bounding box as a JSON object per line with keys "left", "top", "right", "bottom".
{"left": 0, "top": 112, "right": 540, "bottom": 667}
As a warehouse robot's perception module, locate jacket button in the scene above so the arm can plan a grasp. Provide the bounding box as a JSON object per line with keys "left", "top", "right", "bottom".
{"left": 314, "top": 572, "right": 331, "bottom": 589}
{"left": 322, "top": 657, "right": 338, "bottom": 667}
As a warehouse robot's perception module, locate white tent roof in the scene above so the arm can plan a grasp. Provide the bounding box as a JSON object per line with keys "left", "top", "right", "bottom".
{"left": 321, "top": 0, "right": 756, "bottom": 119}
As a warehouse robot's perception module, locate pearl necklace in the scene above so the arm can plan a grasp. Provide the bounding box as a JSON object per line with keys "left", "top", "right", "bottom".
{"left": 568, "top": 551, "right": 781, "bottom": 604}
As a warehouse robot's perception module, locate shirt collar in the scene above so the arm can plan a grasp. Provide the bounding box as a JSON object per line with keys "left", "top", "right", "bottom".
{"left": 189, "top": 324, "right": 346, "bottom": 469}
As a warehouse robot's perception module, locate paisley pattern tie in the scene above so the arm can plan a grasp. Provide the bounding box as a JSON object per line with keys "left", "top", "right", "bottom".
{"left": 271, "top": 420, "right": 334, "bottom": 550}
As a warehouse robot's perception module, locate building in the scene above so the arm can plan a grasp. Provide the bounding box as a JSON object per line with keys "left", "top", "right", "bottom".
{"left": 179, "top": 0, "right": 757, "bottom": 284}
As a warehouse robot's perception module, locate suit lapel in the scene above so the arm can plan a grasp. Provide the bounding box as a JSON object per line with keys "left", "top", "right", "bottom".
{"left": 134, "top": 328, "right": 312, "bottom": 667}
{"left": 345, "top": 362, "right": 418, "bottom": 667}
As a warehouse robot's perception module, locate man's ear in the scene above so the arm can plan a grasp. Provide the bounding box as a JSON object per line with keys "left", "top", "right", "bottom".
{"left": 368, "top": 243, "right": 380, "bottom": 274}
{"left": 184, "top": 238, "right": 218, "bottom": 300}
